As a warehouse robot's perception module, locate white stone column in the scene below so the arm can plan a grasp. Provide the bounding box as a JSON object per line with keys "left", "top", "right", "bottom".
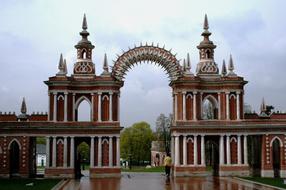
{"left": 98, "top": 92, "right": 102, "bottom": 122}
{"left": 117, "top": 93, "right": 120, "bottom": 121}
{"left": 194, "top": 135, "right": 198, "bottom": 166}
{"left": 116, "top": 136, "right": 120, "bottom": 166}
{"left": 183, "top": 136, "right": 187, "bottom": 165}
{"left": 72, "top": 93, "right": 75, "bottom": 121}
{"left": 90, "top": 136, "right": 95, "bottom": 168}
{"left": 109, "top": 136, "right": 113, "bottom": 167}
{"left": 244, "top": 135, "right": 248, "bottom": 165}
{"left": 63, "top": 136, "right": 68, "bottom": 167}
{"left": 53, "top": 93, "right": 57, "bottom": 122}
{"left": 182, "top": 92, "right": 186, "bottom": 121}
{"left": 237, "top": 135, "right": 242, "bottom": 165}
{"left": 226, "top": 92, "right": 230, "bottom": 120}
{"left": 64, "top": 93, "right": 68, "bottom": 122}
{"left": 171, "top": 136, "right": 175, "bottom": 162}
{"left": 109, "top": 92, "right": 113, "bottom": 121}
{"left": 48, "top": 93, "right": 50, "bottom": 121}
{"left": 200, "top": 92, "right": 203, "bottom": 117}
{"left": 46, "top": 137, "right": 50, "bottom": 167}
{"left": 219, "top": 135, "right": 225, "bottom": 165}
{"left": 174, "top": 135, "right": 180, "bottom": 166}
{"left": 70, "top": 137, "right": 74, "bottom": 168}
{"left": 193, "top": 92, "right": 197, "bottom": 121}
{"left": 91, "top": 93, "right": 94, "bottom": 121}
{"left": 201, "top": 135, "right": 205, "bottom": 166}
{"left": 218, "top": 92, "right": 221, "bottom": 120}
{"left": 98, "top": 136, "right": 102, "bottom": 167}
{"left": 226, "top": 135, "right": 231, "bottom": 165}
{"left": 174, "top": 93, "right": 178, "bottom": 121}
{"left": 52, "top": 136, "right": 56, "bottom": 167}
{"left": 236, "top": 92, "right": 240, "bottom": 120}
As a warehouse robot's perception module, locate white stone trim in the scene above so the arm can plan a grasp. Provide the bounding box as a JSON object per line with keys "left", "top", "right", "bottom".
{"left": 270, "top": 136, "right": 283, "bottom": 147}
{"left": 8, "top": 138, "right": 21, "bottom": 150}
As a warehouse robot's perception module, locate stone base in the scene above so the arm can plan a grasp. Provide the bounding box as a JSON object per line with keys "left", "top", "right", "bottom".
{"left": 90, "top": 167, "right": 121, "bottom": 178}
{"left": 173, "top": 166, "right": 209, "bottom": 177}
{"left": 219, "top": 165, "right": 250, "bottom": 177}
{"left": 280, "top": 170, "right": 286, "bottom": 178}
{"left": 261, "top": 169, "right": 274, "bottom": 177}
{"left": 0, "top": 174, "right": 9, "bottom": 178}
{"left": 45, "top": 168, "right": 74, "bottom": 178}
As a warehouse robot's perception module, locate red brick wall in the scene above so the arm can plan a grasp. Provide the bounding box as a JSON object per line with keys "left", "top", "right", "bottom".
{"left": 230, "top": 137, "right": 237, "bottom": 164}
{"left": 177, "top": 93, "right": 183, "bottom": 120}
{"left": 57, "top": 96, "right": 64, "bottom": 121}
{"left": 0, "top": 114, "right": 17, "bottom": 121}
{"left": 186, "top": 95, "right": 193, "bottom": 120}
{"left": 229, "top": 95, "right": 236, "bottom": 120}
{"left": 187, "top": 139, "right": 194, "bottom": 165}
{"left": 101, "top": 95, "right": 109, "bottom": 121}
{"left": 102, "top": 140, "right": 109, "bottom": 166}
{"left": 0, "top": 136, "right": 31, "bottom": 176}
{"left": 57, "top": 140, "right": 63, "bottom": 167}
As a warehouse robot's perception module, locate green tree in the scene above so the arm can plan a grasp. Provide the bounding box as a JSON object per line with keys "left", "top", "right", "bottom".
{"left": 77, "top": 142, "right": 89, "bottom": 161}
{"left": 120, "top": 121, "right": 154, "bottom": 165}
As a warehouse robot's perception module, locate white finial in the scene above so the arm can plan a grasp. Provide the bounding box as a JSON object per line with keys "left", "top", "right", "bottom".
{"left": 57, "top": 53, "right": 67, "bottom": 76}
{"left": 227, "top": 54, "right": 237, "bottom": 77}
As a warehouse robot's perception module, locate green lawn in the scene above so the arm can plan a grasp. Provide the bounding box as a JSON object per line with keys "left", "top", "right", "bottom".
{"left": 242, "top": 177, "right": 286, "bottom": 189}
{"left": 121, "top": 166, "right": 165, "bottom": 172}
{"left": 0, "top": 179, "right": 61, "bottom": 190}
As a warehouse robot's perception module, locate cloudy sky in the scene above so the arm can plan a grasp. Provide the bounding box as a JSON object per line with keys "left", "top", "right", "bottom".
{"left": 0, "top": 0, "right": 286, "bottom": 128}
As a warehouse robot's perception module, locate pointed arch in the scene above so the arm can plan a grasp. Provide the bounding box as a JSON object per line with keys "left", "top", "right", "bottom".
{"left": 8, "top": 138, "right": 21, "bottom": 150}
{"left": 57, "top": 139, "right": 64, "bottom": 145}
{"left": 75, "top": 96, "right": 92, "bottom": 121}
{"left": 230, "top": 137, "right": 237, "bottom": 143}
{"left": 270, "top": 136, "right": 283, "bottom": 147}
{"left": 202, "top": 95, "right": 218, "bottom": 120}
{"left": 75, "top": 96, "right": 92, "bottom": 109}
{"left": 57, "top": 95, "right": 64, "bottom": 101}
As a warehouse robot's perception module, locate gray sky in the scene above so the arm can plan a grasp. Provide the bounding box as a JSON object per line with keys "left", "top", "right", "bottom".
{"left": 0, "top": 0, "right": 286, "bottom": 128}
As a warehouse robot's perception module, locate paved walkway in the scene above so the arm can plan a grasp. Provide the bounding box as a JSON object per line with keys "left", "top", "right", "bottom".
{"left": 61, "top": 172, "right": 279, "bottom": 190}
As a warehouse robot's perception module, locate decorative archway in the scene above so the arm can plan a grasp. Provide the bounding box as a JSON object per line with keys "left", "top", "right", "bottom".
{"left": 112, "top": 44, "right": 183, "bottom": 82}
{"left": 9, "top": 140, "right": 20, "bottom": 176}
{"left": 202, "top": 95, "right": 218, "bottom": 120}
{"left": 75, "top": 96, "right": 92, "bottom": 121}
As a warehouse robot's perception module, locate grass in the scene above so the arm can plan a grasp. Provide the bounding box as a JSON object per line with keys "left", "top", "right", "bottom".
{"left": 241, "top": 177, "right": 286, "bottom": 189}
{"left": 0, "top": 179, "right": 61, "bottom": 190}
{"left": 121, "top": 166, "right": 165, "bottom": 172}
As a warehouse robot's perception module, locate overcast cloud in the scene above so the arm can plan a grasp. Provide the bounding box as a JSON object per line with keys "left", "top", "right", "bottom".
{"left": 0, "top": 0, "right": 286, "bottom": 128}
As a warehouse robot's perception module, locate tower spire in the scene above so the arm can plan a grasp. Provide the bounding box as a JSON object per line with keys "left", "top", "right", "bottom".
{"left": 196, "top": 14, "right": 218, "bottom": 76}
{"left": 101, "top": 53, "right": 110, "bottom": 76}
{"left": 57, "top": 53, "right": 66, "bottom": 76}
{"left": 82, "top": 13, "right": 88, "bottom": 30}
{"left": 227, "top": 54, "right": 237, "bottom": 77}
{"left": 73, "top": 14, "right": 95, "bottom": 76}
{"left": 184, "top": 53, "right": 193, "bottom": 76}
{"left": 21, "top": 97, "right": 27, "bottom": 114}
{"left": 204, "top": 14, "right": 209, "bottom": 30}
{"left": 221, "top": 59, "right": 227, "bottom": 76}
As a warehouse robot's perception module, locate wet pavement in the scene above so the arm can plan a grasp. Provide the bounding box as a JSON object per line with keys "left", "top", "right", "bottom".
{"left": 62, "top": 172, "right": 278, "bottom": 190}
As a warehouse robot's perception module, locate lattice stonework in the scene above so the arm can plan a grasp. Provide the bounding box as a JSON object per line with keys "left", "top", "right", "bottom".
{"left": 112, "top": 45, "right": 183, "bottom": 82}
{"left": 74, "top": 61, "right": 94, "bottom": 74}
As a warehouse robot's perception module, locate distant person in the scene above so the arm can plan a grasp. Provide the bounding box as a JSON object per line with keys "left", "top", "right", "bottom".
{"left": 164, "top": 153, "right": 172, "bottom": 177}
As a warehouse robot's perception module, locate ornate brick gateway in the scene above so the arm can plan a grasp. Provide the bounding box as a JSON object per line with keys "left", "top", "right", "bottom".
{"left": 1, "top": 15, "right": 286, "bottom": 178}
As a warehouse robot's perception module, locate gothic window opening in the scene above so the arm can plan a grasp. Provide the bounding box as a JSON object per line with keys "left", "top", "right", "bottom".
{"left": 81, "top": 49, "right": 87, "bottom": 59}
{"left": 75, "top": 96, "right": 92, "bottom": 121}
{"left": 9, "top": 140, "right": 20, "bottom": 176}
{"left": 271, "top": 138, "right": 282, "bottom": 178}
{"left": 202, "top": 96, "right": 218, "bottom": 120}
